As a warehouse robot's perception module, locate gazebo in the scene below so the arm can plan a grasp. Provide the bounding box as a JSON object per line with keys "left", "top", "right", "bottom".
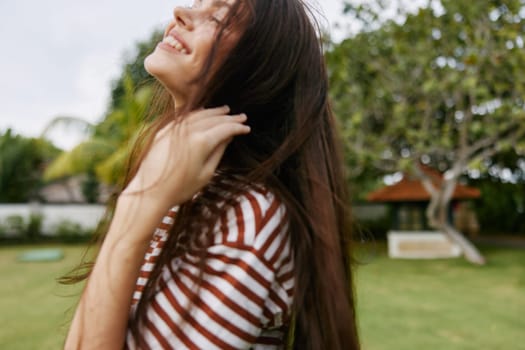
{"left": 366, "top": 168, "right": 481, "bottom": 231}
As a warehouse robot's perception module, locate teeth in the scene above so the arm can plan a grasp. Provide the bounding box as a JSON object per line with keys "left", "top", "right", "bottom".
{"left": 162, "top": 35, "right": 188, "bottom": 53}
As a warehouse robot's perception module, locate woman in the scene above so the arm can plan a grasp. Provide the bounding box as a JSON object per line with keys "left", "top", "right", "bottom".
{"left": 64, "top": 0, "right": 360, "bottom": 349}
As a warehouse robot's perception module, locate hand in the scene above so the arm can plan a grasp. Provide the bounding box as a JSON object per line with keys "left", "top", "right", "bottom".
{"left": 122, "top": 106, "right": 250, "bottom": 208}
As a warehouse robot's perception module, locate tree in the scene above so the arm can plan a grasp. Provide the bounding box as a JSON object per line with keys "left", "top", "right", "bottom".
{"left": 42, "top": 30, "right": 163, "bottom": 190}
{"left": 328, "top": 0, "right": 525, "bottom": 264}
{"left": 0, "top": 129, "right": 60, "bottom": 202}
{"left": 109, "top": 30, "right": 163, "bottom": 110}
{"left": 469, "top": 149, "right": 525, "bottom": 234}
{"left": 42, "top": 74, "right": 153, "bottom": 186}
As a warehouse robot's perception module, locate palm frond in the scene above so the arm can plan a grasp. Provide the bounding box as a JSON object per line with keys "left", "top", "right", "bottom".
{"left": 40, "top": 116, "right": 95, "bottom": 140}
{"left": 43, "top": 138, "right": 116, "bottom": 181}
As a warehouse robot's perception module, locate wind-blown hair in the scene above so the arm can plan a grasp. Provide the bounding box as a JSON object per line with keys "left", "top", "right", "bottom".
{"left": 66, "top": 0, "right": 360, "bottom": 348}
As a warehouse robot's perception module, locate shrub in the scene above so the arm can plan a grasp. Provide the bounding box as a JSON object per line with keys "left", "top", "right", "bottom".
{"left": 4, "top": 215, "right": 26, "bottom": 236}
{"left": 355, "top": 217, "right": 391, "bottom": 241}
{"left": 25, "top": 214, "right": 43, "bottom": 241}
{"left": 54, "top": 220, "right": 94, "bottom": 244}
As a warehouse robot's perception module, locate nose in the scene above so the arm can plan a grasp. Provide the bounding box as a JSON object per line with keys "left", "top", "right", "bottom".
{"left": 173, "top": 7, "right": 194, "bottom": 30}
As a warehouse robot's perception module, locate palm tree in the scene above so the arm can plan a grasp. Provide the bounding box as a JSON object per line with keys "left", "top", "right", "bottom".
{"left": 41, "top": 74, "right": 153, "bottom": 188}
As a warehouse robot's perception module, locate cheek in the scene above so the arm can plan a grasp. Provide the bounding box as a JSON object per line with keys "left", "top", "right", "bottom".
{"left": 215, "top": 28, "right": 242, "bottom": 60}
{"left": 201, "top": 35, "right": 237, "bottom": 72}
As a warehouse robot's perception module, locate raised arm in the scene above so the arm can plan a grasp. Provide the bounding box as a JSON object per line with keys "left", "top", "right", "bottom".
{"left": 64, "top": 106, "right": 250, "bottom": 349}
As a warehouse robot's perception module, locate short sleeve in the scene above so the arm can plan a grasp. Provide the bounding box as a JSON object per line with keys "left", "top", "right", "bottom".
{"left": 135, "top": 189, "right": 294, "bottom": 350}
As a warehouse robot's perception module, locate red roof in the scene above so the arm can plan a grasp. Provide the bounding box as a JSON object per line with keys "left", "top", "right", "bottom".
{"left": 367, "top": 167, "right": 481, "bottom": 202}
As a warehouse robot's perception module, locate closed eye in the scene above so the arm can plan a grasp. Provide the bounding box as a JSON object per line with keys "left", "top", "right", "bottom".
{"left": 209, "top": 16, "right": 222, "bottom": 24}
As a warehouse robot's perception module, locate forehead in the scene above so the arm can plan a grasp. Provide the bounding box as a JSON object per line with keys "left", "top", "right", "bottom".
{"left": 192, "top": 0, "right": 236, "bottom": 8}
{"left": 192, "top": 0, "right": 236, "bottom": 17}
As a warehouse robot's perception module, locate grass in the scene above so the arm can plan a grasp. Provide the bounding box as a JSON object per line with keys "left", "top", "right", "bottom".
{"left": 355, "top": 243, "right": 525, "bottom": 350}
{"left": 0, "top": 245, "right": 85, "bottom": 350}
{"left": 0, "top": 243, "right": 524, "bottom": 349}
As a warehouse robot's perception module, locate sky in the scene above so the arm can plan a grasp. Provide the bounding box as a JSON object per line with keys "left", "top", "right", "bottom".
{"left": 0, "top": 0, "right": 353, "bottom": 149}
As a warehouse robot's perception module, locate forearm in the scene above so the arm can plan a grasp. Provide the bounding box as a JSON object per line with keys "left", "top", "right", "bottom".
{"left": 65, "top": 195, "right": 169, "bottom": 349}
{"left": 64, "top": 106, "right": 249, "bottom": 349}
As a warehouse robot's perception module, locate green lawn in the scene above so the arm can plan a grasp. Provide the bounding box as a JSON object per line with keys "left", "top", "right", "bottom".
{"left": 356, "top": 244, "right": 525, "bottom": 350}
{"left": 0, "top": 245, "right": 85, "bottom": 350}
{"left": 0, "top": 244, "right": 524, "bottom": 349}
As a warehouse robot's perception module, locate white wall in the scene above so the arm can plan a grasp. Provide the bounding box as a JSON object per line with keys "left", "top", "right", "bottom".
{"left": 0, "top": 204, "right": 105, "bottom": 235}
{"left": 1, "top": 203, "right": 388, "bottom": 235}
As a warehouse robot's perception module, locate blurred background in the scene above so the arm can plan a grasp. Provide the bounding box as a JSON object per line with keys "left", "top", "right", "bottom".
{"left": 0, "top": 0, "right": 524, "bottom": 349}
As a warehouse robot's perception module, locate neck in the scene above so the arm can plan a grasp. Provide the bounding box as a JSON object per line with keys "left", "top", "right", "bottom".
{"left": 172, "top": 94, "right": 187, "bottom": 111}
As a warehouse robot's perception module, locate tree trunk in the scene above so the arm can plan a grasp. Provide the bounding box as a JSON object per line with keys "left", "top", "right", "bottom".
{"left": 439, "top": 222, "right": 486, "bottom": 265}
{"left": 420, "top": 170, "right": 486, "bottom": 265}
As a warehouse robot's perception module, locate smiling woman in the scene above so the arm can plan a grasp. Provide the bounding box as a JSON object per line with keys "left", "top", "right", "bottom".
{"left": 144, "top": 0, "right": 244, "bottom": 106}
{"left": 63, "top": 1, "right": 360, "bottom": 349}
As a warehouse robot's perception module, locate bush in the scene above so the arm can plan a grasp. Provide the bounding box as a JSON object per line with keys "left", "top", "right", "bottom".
{"left": 54, "top": 220, "right": 94, "bottom": 244}
{"left": 471, "top": 180, "right": 525, "bottom": 235}
{"left": 4, "top": 215, "right": 26, "bottom": 236}
{"left": 25, "top": 214, "right": 43, "bottom": 241}
{"left": 0, "top": 215, "right": 27, "bottom": 244}
{"left": 0, "top": 214, "right": 44, "bottom": 242}
{"left": 0, "top": 214, "right": 95, "bottom": 245}
{"left": 355, "top": 216, "right": 391, "bottom": 241}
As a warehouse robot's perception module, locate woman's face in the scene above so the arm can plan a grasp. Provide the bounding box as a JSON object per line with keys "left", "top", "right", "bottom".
{"left": 145, "top": 0, "right": 239, "bottom": 106}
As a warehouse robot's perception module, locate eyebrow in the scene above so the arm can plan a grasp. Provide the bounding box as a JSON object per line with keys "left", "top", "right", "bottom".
{"left": 212, "top": 0, "right": 232, "bottom": 8}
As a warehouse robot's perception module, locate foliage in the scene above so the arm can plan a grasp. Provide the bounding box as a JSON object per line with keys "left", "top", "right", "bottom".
{"left": 0, "top": 129, "right": 60, "bottom": 203}
{"left": 470, "top": 149, "right": 525, "bottom": 235}
{"left": 43, "top": 137, "right": 114, "bottom": 181}
{"left": 0, "top": 214, "right": 42, "bottom": 242}
{"left": 331, "top": 0, "right": 525, "bottom": 175}
{"left": 42, "top": 30, "right": 163, "bottom": 189}
{"left": 355, "top": 216, "right": 392, "bottom": 241}
{"left": 3, "top": 215, "right": 25, "bottom": 236}
{"left": 328, "top": 0, "right": 525, "bottom": 263}
{"left": 81, "top": 170, "right": 100, "bottom": 204}
{"left": 109, "top": 30, "right": 163, "bottom": 110}
{"left": 43, "top": 75, "right": 153, "bottom": 186}
{"left": 471, "top": 178, "right": 525, "bottom": 234}
{"left": 0, "top": 214, "right": 94, "bottom": 244}
{"left": 26, "top": 214, "right": 43, "bottom": 241}
{"left": 54, "top": 220, "right": 94, "bottom": 244}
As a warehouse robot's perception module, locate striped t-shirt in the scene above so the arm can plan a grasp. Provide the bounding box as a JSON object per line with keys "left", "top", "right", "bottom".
{"left": 126, "top": 186, "right": 295, "bottom": 349}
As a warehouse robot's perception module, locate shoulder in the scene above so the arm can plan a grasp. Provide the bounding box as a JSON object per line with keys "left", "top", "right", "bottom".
{"left": 212, "top": 183, "right": 290, "bottom": 269}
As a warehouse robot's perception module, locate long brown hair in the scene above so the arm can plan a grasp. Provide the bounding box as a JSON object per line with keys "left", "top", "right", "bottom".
{"left": 65, "top": 0, "right": 360, "bottom": 348}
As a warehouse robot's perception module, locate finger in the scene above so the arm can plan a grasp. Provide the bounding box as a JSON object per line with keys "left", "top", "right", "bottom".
{"left": 192, "top": 113, "right": 247, "bottom": 131}
{"left": 201, "top": 122, "right": 251, "bottom": 151}
{"left": 188, "top": 105, "right": 231, "bottom": 122}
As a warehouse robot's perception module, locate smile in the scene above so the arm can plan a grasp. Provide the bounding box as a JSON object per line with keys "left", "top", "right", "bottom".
{"left": 162, "top": 35, "right": 188, "bottom": 54}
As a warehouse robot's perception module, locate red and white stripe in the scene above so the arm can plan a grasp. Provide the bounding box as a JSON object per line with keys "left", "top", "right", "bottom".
{"left": 126, "top": 186, "right": 294, "bottom": 349}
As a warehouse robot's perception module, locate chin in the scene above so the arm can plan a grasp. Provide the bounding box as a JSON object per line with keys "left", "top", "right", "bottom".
{"left": 143, "top": 54, "right": 171, "bottom": 87}
{"left": 144, "top": 51, "right": 162, "bottom": 78}
{"left": 143, "top": 55, "right": 187, "bottom": 104}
